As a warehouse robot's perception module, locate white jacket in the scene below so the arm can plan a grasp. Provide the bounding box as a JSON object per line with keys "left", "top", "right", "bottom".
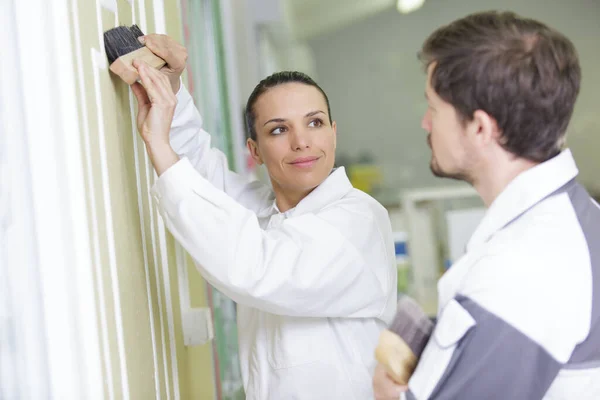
{"left": 150, "top": 86, "right": 397, "bottom": 399}
{"left": 403, "top": 150, "right": 600, "bottom": 400}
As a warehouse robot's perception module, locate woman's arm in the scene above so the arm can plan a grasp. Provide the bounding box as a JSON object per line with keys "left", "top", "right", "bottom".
{"left": 138, "top": 34, "right": 271, "bottom": 211}
{"left": 151, "top": 157, "right": 393, "bottom": 318}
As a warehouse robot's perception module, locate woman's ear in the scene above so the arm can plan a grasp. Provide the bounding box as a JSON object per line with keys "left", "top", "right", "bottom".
{"left": 332, "top": 120, "right": 337, "bottom": 150}
{"left": 247, "top": 138, "right": 263, "bottom": 165}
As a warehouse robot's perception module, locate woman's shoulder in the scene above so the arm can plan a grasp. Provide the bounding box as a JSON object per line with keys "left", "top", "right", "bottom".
{"left": 333, "top": 187, "right": 389, "bottom": 216}
{"left": 316, "top": 188, "right": 390, "bottom": 232}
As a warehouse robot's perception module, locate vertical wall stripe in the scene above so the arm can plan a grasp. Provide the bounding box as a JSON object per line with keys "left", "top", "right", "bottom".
{"left": 52, "top": 0, "right": 105, "bottom": 397}
{"left": 145, "top": 150, "right": 172, "bottom": 400}
{"left": 135, "top": 1, "right": 171, "bottom": 396}
{"left": 129, "top": 89, "right": 162, "bottom": 399}
{"left": 157, "top": 217, "right": 181, "bottom": 400}
{"left": 152, "top": 1, "right": 180, "bottom": 398}
{"left": 128, "top": 0, "right": 163, "bottom": 397}
{"left": 127, "top": 2, "right": 162, "bottom": 398}
{"left": 94, "top": 1, "right": 129, "bottom": 397}
{"left": 70, "top": 0, "right": 114, "bottom": 397}
{"left": 175, "top": 244, "right": 191, "bottom": 314}
{"left": 136, "top": 2, "right": 174, "bottom": 397}
{"left": 152, "top": 0, "right": 166, "bottom": 34}
{"left": 138, "top": 0, "right": 148, "bottom": 33}
{"left": 91, "top": 47, "right": 130, "bottom": 400}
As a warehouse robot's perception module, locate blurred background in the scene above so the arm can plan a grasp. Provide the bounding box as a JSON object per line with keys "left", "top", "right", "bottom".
{"left": 1, "top": 0, "right": 598, "bottom": 399}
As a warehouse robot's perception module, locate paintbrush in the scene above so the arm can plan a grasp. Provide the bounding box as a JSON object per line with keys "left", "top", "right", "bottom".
{"left": 375, "top": 295, "right": 435, "bottom": 385}
{"left": 103, "top": 24, "right": 166, "bottom": 84}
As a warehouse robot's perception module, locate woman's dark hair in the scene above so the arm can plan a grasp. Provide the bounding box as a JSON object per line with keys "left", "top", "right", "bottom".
{"left": 419, "top": 11, "right": 581, "bottom": 162}
{"left": 245, "top": 71, "right": 332, "bottom": 141}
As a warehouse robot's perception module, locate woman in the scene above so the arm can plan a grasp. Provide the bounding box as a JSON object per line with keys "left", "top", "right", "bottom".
{"left": 131, "top": 35, "right": 396, "bottom": 400}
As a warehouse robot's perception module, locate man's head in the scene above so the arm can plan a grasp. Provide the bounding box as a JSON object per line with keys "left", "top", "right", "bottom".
{"left": 419, "top": 11, "right": 581, "bottom": 183}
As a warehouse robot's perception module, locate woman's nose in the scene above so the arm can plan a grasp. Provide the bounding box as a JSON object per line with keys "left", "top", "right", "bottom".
{"left": 290, "top": 129, "right": 310, "bottom": 150}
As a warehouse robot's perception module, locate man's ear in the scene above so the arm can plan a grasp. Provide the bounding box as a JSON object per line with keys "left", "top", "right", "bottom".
{"left": 247, "top": 138, "right": 263, "bottom": 165}
{"left": 471, "top": 110, "right": 500, "bottom": 146}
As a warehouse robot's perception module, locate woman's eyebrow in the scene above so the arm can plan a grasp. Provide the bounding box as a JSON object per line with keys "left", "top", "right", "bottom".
{"left": 263, "top": 117, "right": 286, "bottom": 126}
{"left": 305, "top": 110, "right": 325, "bottom": 118}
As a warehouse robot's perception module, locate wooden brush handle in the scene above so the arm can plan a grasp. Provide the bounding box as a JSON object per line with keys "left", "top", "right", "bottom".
{"left": 109, "top": 47, "right": 167, "bottom": 85}
{"left": 375, "top": 330, "right": 418, "bottom": 385}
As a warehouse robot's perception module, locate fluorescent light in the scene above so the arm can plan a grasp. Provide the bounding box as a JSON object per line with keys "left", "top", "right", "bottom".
{"left": 396, "top": 0, "right": 425, "bottom": 14}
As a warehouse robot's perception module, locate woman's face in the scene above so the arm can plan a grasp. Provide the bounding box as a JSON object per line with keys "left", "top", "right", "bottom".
{"left": 247, "top": 83, "right": 337, "bottom": 199}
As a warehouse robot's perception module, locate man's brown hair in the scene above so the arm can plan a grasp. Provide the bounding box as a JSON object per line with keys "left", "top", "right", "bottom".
{"left": 419, "top": 11, "right": 581, "bottom": 162}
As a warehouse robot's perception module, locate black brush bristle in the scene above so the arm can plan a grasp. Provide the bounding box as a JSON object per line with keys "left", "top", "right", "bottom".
{"left": 130, "top": 24, "right": 144, "bottom": 38}
{"left": 103, "top": 25, "right": 146, "bottom": 64}
{"left": 388, "top": 295, "right": 434, "bottom": 358}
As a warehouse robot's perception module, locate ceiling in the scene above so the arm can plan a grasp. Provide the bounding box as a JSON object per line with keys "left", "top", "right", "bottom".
{"left": 286, "top": 0, "right": 395, "bottom": 40}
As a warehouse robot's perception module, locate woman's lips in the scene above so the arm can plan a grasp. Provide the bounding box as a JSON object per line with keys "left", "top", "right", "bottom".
{"left": 290, "top": 156, "right": 321, "bottom": 168}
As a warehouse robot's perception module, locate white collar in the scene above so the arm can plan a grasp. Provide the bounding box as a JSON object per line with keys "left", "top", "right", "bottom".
{"left": 467, "top": 149, "right": 579, "bottom": 250}
{"left": 263, "top": 167, "right": 354, "bottom": 217}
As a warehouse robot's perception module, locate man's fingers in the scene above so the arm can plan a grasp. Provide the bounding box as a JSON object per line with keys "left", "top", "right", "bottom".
{"left": 374, "top": 364, "right": 408, "bottom": 400}
{"left": 375, "top": 382, "right": 406, "bottom": 400}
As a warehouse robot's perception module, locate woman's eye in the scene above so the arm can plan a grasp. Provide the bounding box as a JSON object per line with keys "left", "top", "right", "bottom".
{"left": 308, "top": 118, "right": 323, "bottom": 128}
{"left": 271, "top": 126, "right": 286, "bottom": 135}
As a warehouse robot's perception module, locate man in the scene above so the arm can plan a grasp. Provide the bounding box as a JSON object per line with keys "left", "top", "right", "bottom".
{"left": 374, "top": 10, "right": 600, "bottom": 400}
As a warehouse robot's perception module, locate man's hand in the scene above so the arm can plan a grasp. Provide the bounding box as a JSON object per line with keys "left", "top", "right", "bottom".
{"left": 138, "top": 34, "right": 187, "bottom": 94}
{"left": 131, "top": 59, "right": 179, "bottom": 176}
{"left": 373, "top": 364, "right": 408, "bottom": 400}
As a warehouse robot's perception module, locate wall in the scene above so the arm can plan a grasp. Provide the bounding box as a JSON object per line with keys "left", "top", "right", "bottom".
{"left": 67, "top": 0, "right": 215, "bottom": 398}
{"left": 308, "top": 0, "right": 600, "bottom": 195}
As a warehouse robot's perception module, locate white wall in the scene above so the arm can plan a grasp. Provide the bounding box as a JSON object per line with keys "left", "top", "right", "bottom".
{"left": 307, "top": 0, "right": 600, "bottom": 195}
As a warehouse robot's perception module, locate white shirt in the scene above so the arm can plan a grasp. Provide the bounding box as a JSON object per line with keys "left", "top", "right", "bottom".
{"left": 404, "top": 150, "right": 600, "bottom": 400}
{"left": 151, "top": 86, "right": 397, "bottom": 399}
